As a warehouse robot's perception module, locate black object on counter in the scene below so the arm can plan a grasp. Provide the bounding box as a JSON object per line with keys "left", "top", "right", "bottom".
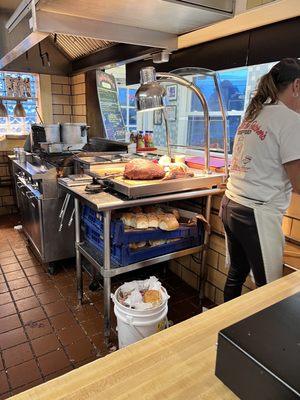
{"left": 83, "top": 137, "right": 129, "bottom": 153}
{"left": 215, "top": 292, "right": 300, "bottom": 400}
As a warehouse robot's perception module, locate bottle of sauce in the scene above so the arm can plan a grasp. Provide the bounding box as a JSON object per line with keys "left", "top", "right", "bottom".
{"left": 144, "top": 131, "right": 150, "bottom": 148}
{"left": 137, "top": 131, "right": 145, "bottom": 149}
{"left": 148, "top": 130, "right": 154, "bottom": 147}
{"left": 130, "top": 131, "right": 136, "bottom": 144}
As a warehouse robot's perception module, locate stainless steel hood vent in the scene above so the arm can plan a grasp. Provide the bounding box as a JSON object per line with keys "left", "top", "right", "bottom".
{"left": 50, "top": 34, "right": 114, "bottom": 60}
{"left": 162, "top": 0, "right": 234, "bottom": 15}
{"left": 1, "top": 0, "right": 236, "bottom": 69}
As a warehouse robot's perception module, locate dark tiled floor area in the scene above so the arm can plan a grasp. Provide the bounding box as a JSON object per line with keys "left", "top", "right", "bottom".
{"left": 0, "top": 214, "right": 204, "bottom": 399}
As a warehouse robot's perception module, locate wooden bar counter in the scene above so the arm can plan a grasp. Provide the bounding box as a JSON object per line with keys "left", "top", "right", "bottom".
{"left": 12, "top": 271, "right": 300, "bottom": 400}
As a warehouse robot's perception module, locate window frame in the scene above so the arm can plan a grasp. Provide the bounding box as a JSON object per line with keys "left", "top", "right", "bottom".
{"left": 0, "top": 71, "right": 40, "bottom": 137}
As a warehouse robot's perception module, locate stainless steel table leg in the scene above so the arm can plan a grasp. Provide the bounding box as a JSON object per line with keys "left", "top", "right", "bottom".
{"left": 75, "top": 198, "right": 83, "bottom": 305}
{"left": 199, "top": 194, "right": 212, "bottom": 309}
{"left": 103, "top": 210, "right": 111, "bottom": 346}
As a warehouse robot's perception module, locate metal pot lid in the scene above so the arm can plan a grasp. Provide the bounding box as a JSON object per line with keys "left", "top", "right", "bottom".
{"left": 61, "top": 123, "right": 87, "bottom": 126}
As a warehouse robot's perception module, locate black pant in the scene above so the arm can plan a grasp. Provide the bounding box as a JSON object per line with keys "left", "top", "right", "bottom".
{"left": 221, "top": 196, "right": 267, "bottom": 302}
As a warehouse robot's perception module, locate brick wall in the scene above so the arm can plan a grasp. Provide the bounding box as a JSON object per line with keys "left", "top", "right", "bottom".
{"left": 0, "top": 151, "right": 18, "bottom": 216}
{"left": 168, "top": 192, "right": 300, "bottom": 306}
{"left": 49, "top": 74, "right": 87, "bottom": 125}
{"left": 71, "top": 74, "right": 87, "bottom": 124}
{"left": 283, "top": 193, "right": 300, "bottom": 268}
{"left": 51, "top": 75, "right": 72, "bottom": 124}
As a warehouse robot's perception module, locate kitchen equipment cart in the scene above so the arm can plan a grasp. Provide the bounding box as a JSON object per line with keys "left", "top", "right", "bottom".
{"left": 59, "top": 181, "right": 224, "bottom": 344}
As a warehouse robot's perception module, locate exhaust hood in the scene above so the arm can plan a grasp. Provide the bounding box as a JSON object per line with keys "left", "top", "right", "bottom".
{"left": 0, "top": 0, "right": 235, "bottom": 70}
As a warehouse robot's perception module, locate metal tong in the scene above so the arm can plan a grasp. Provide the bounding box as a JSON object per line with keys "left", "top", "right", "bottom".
{"left": 58, "top": 193, "right": 73, "bottom": 231}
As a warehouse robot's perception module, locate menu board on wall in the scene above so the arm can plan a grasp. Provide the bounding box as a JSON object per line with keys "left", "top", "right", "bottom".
{"left": 96, "top": 70, "right": 127, "bottom": 141}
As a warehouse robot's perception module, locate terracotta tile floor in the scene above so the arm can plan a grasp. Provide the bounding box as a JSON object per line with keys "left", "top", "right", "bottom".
{"left": 0, "top": 214, "right": 206, "bottom": 399}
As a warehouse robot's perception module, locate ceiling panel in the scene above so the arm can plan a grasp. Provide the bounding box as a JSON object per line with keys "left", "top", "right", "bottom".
{"left": 51, "top": 33, "right": 114, "bottom": 60}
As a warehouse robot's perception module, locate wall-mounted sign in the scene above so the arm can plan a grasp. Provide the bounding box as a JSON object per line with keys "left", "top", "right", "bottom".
{"left": 96, "top": 70, "right": 127, "bottom": 141}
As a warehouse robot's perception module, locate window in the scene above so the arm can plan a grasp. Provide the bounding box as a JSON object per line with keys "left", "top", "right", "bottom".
{"left": 113, "top": 61, "right": 278, "bottom": 152}
{"left": 118, "top": 86, "right": 138, "bottom": 132}
{"left": 186, "top": 67, "right": 248, "bottom": 152}
{"left": 0, "top": 72, "right": 39, "bottom": 136}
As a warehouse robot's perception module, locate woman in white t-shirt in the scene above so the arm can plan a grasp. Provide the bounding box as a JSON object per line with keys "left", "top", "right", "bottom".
{"left": 222, "top": 58, "right": 300, "bottom": 301}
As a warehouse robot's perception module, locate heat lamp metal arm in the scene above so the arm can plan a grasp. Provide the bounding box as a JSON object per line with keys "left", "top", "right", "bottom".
{"left": 156, "top": 72, "right": 210, "bottom": 174}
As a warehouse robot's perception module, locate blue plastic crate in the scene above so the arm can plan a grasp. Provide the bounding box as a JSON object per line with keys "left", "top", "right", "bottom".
{"left": 82, "top": 223, "right": 203, "bottom": 267}
{"left": 82, "top": 205, "right": 203, "bottom": 245}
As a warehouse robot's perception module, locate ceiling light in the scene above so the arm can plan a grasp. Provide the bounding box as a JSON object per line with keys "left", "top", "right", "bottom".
{"left": 14, "top": 101, "right": 26, "bottom": 118}
{"left": 0, "top": 100, "right": 8, "bottom": 117}
{"left": 135, "top": 67, "right": 166, "bottom": 112}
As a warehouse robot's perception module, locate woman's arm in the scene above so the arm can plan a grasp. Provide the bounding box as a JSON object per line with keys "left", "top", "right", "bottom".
{"left": 284, "top": 159, "right": 300, "bottom": 194}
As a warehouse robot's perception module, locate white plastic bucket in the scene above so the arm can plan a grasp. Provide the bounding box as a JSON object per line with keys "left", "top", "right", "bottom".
{"left": 112, "top": 287, "right": 169, "bottom": 348}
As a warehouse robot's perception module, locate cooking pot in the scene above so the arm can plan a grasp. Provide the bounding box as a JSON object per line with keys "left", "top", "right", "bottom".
{"left": 44, "top": 124, "right": 60, "bottom": 143}
{"left": 61, "top": 123, "right": 89, "bottom": 145}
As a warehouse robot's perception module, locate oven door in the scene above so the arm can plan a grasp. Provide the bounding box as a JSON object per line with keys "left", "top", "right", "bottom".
{"left": 26, "top": 192, "right": 42, "bottom": 256}
{"left": 19, "top": 185, "right": 31, "bottom": 237}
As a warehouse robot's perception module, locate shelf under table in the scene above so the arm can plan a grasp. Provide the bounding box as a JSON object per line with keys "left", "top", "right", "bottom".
{"left": 78, "top": 242, "right": 203, "bottom": 278}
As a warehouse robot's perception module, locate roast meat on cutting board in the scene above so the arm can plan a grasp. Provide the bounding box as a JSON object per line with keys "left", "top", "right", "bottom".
{"left": 124, "top": 159, "right": 165, "bottom": 180}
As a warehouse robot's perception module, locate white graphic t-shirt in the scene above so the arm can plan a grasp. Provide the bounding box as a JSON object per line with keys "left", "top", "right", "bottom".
{"left": 226, "top": 101, "right": 300, "bottom": 213}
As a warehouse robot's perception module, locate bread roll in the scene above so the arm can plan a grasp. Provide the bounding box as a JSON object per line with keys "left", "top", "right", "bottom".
{"left": 149, "top": 239, "right": 166, "bottom": 246}
{"left": 162, "top": 207, "right": 180, "bottom": 220}
{"left": 147, "top": 213, "right": 159, "bottom": 228}
{"left": 154, "top": 207, "right": 165, "bottom": 216}
{"left": 133, "top": 213, "right": 149, "bottom": 229}
{"left": 159, "top": 213, "right": 180, "bottom": 231}
{"left": 130, "top": 206, "right": 143, "bottom": 214}
{"left": 120, "top": 212, "right": 135, "bottom": 227}
{"left": 144, "top": 205, "right": 157, "bottom": 214}
{"left": 158, "top": 155, "right": 171, "bottom": 167}
{"left": 143, "top": 290, "right": 162, "bottom": 303}
{"left": 129, "top": 241, "right": 147, "bottom": 250}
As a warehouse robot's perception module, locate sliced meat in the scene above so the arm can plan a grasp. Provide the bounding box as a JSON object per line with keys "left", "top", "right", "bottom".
{"left": 124, "top": 159, "right": 165, "bottom": 180}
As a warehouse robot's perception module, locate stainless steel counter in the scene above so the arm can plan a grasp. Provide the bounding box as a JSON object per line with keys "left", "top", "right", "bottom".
{"left": 59, "top": 181, "right": 223, "bottom": 211}
{"left": 59, "top": 181, "right": 224, "bottom": 344}
{"left": 11, "top": 159, "right": 56, "bottom": 180}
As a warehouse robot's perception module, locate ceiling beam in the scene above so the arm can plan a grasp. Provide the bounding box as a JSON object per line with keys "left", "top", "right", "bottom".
{"left": 178, "top": 0, "right": 300, "bottom": 49}
{"left": 72, "top": 43, "right": 158, "bottom": 74}
{"left": 35, "top": 10, "right": 178, "bottom": 51}
{"left": 0, "top": 30, "right": 47, "bottom": 69}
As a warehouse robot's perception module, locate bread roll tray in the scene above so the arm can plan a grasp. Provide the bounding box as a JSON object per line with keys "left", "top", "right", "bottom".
{"left": 81, "top": 205, "right": 204, "bottom": 267}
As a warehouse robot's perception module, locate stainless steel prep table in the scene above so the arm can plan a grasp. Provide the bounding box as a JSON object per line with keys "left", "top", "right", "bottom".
{"left": 59, "top": 183, "right": 224, "bottom": 344}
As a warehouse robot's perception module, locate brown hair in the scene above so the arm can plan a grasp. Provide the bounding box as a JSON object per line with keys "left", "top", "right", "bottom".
{"left": 244, "top": 58, "right": 300, "bottom": 121}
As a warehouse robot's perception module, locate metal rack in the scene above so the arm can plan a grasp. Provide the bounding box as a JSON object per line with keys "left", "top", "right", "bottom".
{"left": 61, "top": 183, "right": 224, "bottom": 345}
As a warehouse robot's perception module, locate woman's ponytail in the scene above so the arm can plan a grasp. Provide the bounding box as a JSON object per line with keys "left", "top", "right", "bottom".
{"left": 244, "top": 72, "right": 278, "bottom": 121}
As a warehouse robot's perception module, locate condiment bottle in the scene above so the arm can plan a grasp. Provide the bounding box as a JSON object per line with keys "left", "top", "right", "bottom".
{"left": 148, "top": 130, "right": 154, "bottom": 147}
{"left": 144, "top": 131, "right": 150, "bottom": 147}
{"left": 137, "top": 131, "right": 145, "bottom": 149}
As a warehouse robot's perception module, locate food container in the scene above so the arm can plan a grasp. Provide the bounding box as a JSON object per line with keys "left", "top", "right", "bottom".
{"left": 18, "top": 148, "right": 26, "bottom": 163}
{"left": 40, "top": 142, "right": 64, "bottom": 153}
{"left": 44, "top": 124, "right": 61, "bottom": 143}
{"left": 61, "top": 123, "right": 89, "bottom": 145}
